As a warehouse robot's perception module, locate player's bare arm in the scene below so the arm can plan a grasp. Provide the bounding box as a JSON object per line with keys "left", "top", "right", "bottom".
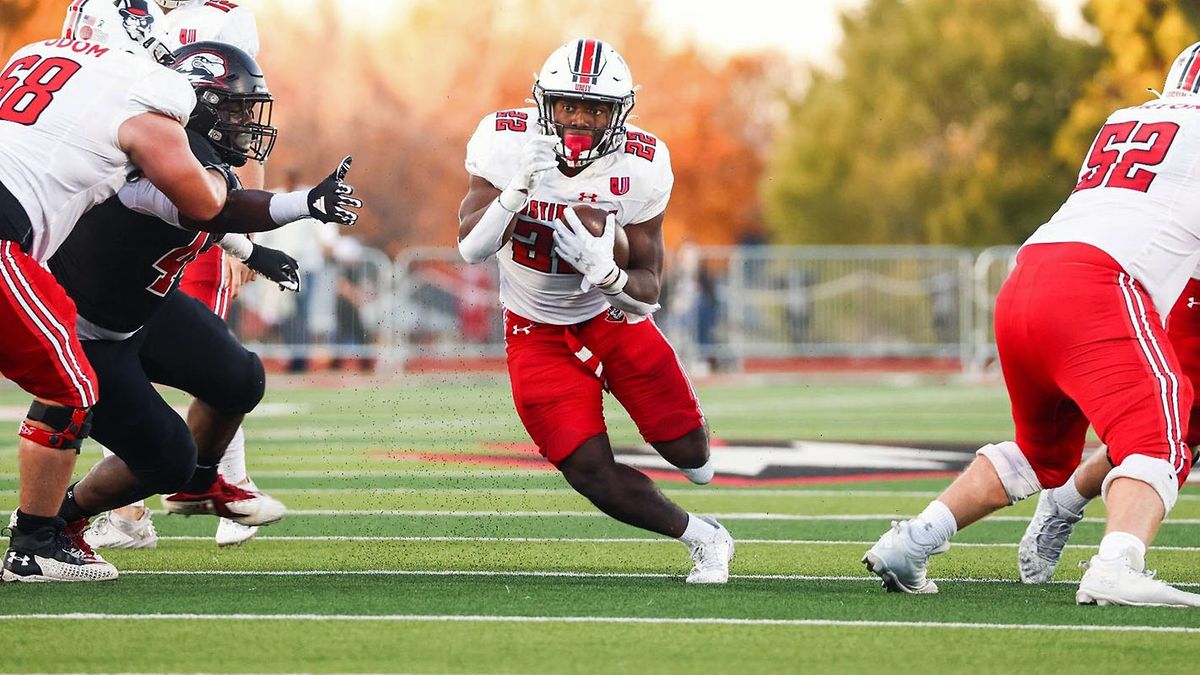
{"left": 620, "top": 211, "right": 666, "bottom": 304}
{"left": 120, "top": 111, "right": 227, "bottom": 221}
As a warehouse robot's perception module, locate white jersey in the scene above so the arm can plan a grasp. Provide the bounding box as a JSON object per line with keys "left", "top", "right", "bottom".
{"left": 0, "top": 39, "right": 195, "bottom": 263}
{"left": 1025, "top": 99, "right": 1200, "bottom": 319}
{"left": 163, "top": 0, "right": 260, "bottom": 57}
{"left": 465, "top": 107, "right": 674, "bottom": 325}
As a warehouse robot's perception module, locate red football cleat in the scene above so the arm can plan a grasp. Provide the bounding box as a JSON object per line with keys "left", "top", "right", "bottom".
{"left": 162, "top": 475, "right": 286, "bottom": 526}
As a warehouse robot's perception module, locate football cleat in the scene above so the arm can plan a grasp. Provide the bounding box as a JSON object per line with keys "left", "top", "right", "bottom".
{"left": 685, "top": 517, "right": 735, "bottom": 584}
{"left": 84, "top": 509, "right": 159, "bottom": 550}
{"left": 2, "top": 518, "right": 118, "bottom": 583}
{"left": 162, "top": 474, "right": 286, "bottom": 526}
{"left": 216, "top": 518, "right": 258, "bottom": 547}
{"left": 1018, "top": 489, "right": 1083, "bottom": 584}
{"left": 863, "top": 520, "right": 950, "bottom": 594}
{"left": 1077, "top": 551, "right": 1200, "bottom": 607}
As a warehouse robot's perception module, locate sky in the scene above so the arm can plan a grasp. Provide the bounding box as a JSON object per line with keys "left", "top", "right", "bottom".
{"left": 261, "top": 0, "right": 1092, "bottom": 64}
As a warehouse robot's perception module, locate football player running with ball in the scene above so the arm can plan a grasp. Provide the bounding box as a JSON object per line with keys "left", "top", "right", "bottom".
{"left": 864, "top": 42, "right": 1200, "bottom": 606}
{"left": 458, "top": 39, "right": 732, "bottom": 583}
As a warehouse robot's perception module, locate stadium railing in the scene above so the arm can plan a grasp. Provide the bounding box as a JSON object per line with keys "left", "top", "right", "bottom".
{"left": 231, "top": 244, "right": 1020, "bottom": 374}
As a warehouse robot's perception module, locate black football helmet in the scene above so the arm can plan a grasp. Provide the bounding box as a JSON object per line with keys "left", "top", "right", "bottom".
{"left": 172, "top": 41, "right": 276, "bottom": 167}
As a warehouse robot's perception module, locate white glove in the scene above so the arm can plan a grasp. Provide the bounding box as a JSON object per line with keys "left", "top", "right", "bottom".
{"left": 499, "top": 135, "right": 559, "bottom": 212}
{"left": 551, "top": 208, "right": 621, "bottom": 289}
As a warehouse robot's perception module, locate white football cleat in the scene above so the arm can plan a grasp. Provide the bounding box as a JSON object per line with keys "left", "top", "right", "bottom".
{"left": 1018, "top": 489, "right": 1083, "bottom": 584}
{"left": 685, "top": 517, "right": 735, "bottom": 584}
{"left": 863, "top": 520, "right": 950, "bottom": 594}
{"left": 84, "top": 510, "right": 158, "bottom": 550}
{"left": 215, "top": 518, "right": 258, "bottom": 547}
{"left": 1077, "top": 550, "right": 1200, "bottom": 607}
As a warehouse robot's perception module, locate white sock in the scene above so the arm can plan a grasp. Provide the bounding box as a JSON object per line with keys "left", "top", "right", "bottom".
{"left": 1052, "top": 475, "right": 1090, "bottom": 515}
{"left": 909, "top": 500, "right": 957, "bottom": 549}
{"left": 681, "top": 459, "right": 714, "bottom": 485}
{"left": 679, "top": 513, "right": 718, "bottom": 545}
{"left": 217, "top": 425, "right": 248, "bottom": 485}
{"left": 1097, "top": 530, "right": 1146, "bottom": 567}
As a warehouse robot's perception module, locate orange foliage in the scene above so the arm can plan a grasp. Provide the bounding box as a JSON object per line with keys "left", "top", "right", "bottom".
{"left": 2, "top": 0, "right": 778, "bottom": 253}
{"left": 253, "top": 0, "right": 775, "bottom": 252}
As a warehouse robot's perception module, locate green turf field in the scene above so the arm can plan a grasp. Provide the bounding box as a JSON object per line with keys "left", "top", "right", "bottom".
{"left": 2, "top": 374, "right": 1198, "bottom": 673}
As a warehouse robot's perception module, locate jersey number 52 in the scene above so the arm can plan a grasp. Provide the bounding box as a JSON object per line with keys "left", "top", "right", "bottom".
{"left": 0, "top": 56, "right": 81, "bottom": 126}
{"left": 1074, "top": 121, "right": 1180, "bottom": 193}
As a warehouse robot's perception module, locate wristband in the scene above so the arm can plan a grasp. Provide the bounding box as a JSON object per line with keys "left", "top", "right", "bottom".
{"left": 269, "top": 190, "right": 310, "bottom": 225}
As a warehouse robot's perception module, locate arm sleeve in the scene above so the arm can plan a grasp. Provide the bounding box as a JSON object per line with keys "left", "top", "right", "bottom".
{"left": 117, "top": 180, "right": 183, "bottom": 228}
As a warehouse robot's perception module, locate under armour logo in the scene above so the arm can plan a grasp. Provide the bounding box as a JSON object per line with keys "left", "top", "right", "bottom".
{"left": 6, "top": 551, "right": 30, "bottom": 565}
{"left": 511, "top": 323, "right": 533, "bottom": 336}
{"left": 579, "top": 192, "right": 598, "bottom": 203}
{"left": 1189, "top": 297, "right": 1199, "bottom": 309}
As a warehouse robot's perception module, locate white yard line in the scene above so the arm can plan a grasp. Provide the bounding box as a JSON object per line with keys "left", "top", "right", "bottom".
{"left": 269, "top": 509, "right": 1200, "bottom": 523}
{"left": 105, "top": 570, "right": 1200, "bottom": 589}
{"left": 146, "top": 535, "right": 1200, "bottom": 552}
{"left": 0, "top": 612, "right": 1194, "bottom": 634}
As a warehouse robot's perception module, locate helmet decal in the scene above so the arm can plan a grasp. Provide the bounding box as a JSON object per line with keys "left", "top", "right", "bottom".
{"left": 571, "top": 39, "right": 605, "bottom": 87}
{"left": 1175, "top": 44, "right": 1200, "bottom": 95}
{"left": 179, "top": 51, "right": 230, "bottom": 83}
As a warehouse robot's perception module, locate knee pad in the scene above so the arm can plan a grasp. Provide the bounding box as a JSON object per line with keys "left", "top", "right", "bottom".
{"left": 977, "top": 441, "right": 1042, "bottom": 504}
{"left": 1102, "top": 454, "right": 1180, "bottom": 515}
{"left": 18, "top": 401, "right": 93, "bottom": 453}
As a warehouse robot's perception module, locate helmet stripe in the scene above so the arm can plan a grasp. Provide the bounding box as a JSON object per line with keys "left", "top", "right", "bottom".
{"left": 63, "top": 0, "right": 87, "bottom": 39}
{"left": 575, "top": 38, "right": 598, "bottom": 85}
{"left": 1178, "top": 44, "right": 1200, "bottom": 92}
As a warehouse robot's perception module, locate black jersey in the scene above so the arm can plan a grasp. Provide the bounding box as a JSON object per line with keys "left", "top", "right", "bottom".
{"left": 49, "top": 131, "right": 226, "bottom": 335}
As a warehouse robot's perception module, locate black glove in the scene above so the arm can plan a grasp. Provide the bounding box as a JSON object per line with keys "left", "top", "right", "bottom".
{"left": 307, "top": 156, "right": 363, "bottom": 226}
{"left": 245, "top": 244, "right": 300, "bottom": 292}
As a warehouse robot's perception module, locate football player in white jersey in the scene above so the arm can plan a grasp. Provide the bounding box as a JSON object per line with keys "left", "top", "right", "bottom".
{"left": 457, "top": 39, "right": 733, "bottom": 583}
{"left": 0, "top": 0, "right": 359, "bottom": 583}
{"left": 85, "top": 0, "right": 274, "bottom": 548}
{"left": 863, "top": 42, "right": 1200, "bottom": 606}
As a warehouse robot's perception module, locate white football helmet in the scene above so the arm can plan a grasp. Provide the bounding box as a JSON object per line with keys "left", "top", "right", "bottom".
{"left": 532, "top": 38, "right": 637, "bottom": 168}
{"left": 63, "top": 0, "right": 174, "bottom": 65}
{"left": 1163, "top": 41, "right": 1200, "bottom": 98}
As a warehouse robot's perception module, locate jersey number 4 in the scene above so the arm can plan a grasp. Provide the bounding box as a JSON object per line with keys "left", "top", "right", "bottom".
{"left": 148, "top": 234, "right": 209, "bottom": 297}
{"left": 0, "top": 56, "right": 82, "bottom": 126}
{"left": 1074, "top": 120, "right": 1180, "bottom": 193}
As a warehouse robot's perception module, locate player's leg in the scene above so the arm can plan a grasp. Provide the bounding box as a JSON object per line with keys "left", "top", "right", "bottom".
{"left": 1071, "top": 275, "right": 1199, "bottom": 605}
{"left": 140, "top": 292, "right": 283, "bottom": 528}
{"left": 578, "top": 313, "right": 731, "bottom": 582}
{"left": 0, "top": 242, "right": 113, "bottom": 581}
{"left": 864, "top": 247, "right": 1087, "bottom": 593}
{"left": 179, "top": 249, "right": 262, "bottom": 542}
{"left": 1020, "top": 278, "right": 1200, "bottom": 582}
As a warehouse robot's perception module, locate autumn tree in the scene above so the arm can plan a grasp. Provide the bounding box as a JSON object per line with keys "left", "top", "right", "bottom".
{"left": 255, "top": 0, "right": 776, "bottom": 252}
{"left": 1053, "top": 0, "right": 1200, "bottom": 165}
{"left": 0, "top": 0, "right": 67, "bottom": 59}
{"left": 762, "top": 0, "right": 1100, "bottom": 246}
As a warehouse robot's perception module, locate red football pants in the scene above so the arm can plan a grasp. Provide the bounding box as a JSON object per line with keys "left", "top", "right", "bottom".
{"left": 504, "top": 308, "right": 705, "bottom": 465}
{"left": 0, "top": 241, "right": 98, "bottom": 407}
{"left": 995, "top": 242, "right": 1192, "bottom": 489}
{"left": 179, "top": 246, "right": 232, "bottom": 319}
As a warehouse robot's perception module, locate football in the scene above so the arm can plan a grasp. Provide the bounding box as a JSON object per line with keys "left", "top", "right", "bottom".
{"left": 561, "top": 205, "right": 630, "bottom": 268}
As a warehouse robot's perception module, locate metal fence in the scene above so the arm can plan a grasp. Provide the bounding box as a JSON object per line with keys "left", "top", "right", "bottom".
{"left": 232, "top": 244, "right": 1023, "bottom": 372}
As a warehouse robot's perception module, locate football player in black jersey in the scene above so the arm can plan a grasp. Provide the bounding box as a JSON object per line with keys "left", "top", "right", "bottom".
{"left": 40, "top": 42, "right": 357, "bottom": 555}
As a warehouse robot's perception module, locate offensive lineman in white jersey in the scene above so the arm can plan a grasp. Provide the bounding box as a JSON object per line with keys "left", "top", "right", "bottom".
{"left": 0, "top": 0, "right": 360, "bottom": 582}
{"left": 864, "top": 42, "right": 1200, "bottom": 606}
{"left": 457, "top": 38, "right": 733, "bottom": 583}
{"left": 84, "top": 0, "right": 276, "bottom": 549}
